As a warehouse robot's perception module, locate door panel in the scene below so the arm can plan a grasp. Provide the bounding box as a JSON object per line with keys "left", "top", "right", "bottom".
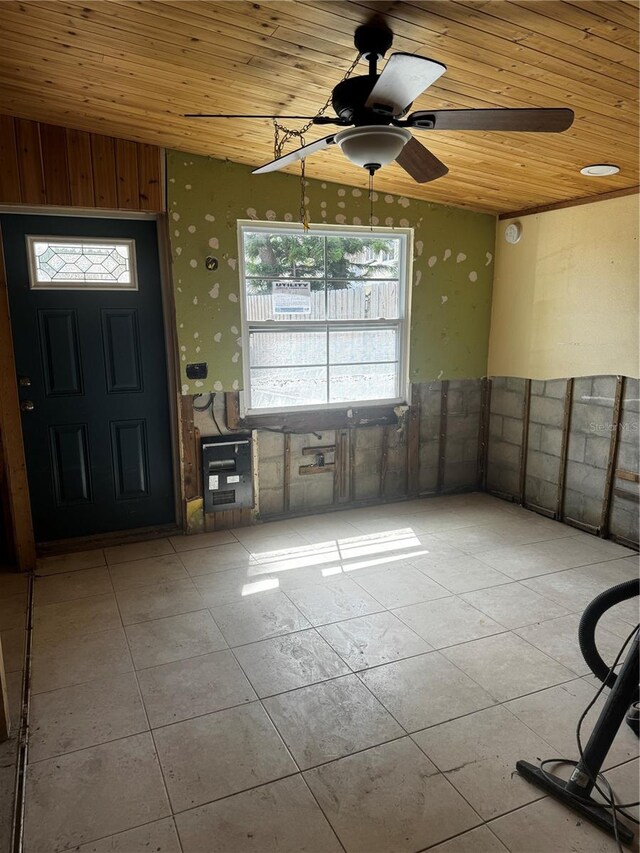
{"left": 2, "top": 214, "right": 175, "bottom": 541}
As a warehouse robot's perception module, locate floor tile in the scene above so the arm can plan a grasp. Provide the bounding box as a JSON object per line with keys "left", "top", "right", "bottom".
{"left": 522, "top": 569, "right": 611, "bottom": 612}
{"left": 318, "top": 611, "right": 430, "bottom": 671}
{"left": 526, "top": 536, "right": 627, "bottom": 570}
{"left": 176, "top": 775, "right": 343, "bottom": 853}
{"left": 126, "top": 610, "right": 227, "bottom": 669}
{"left": 284, "top": 577, "right": 383, "bottom": 626}
{"left": 0, "top": 627, "right": 24, "bottom": 673}
{"left": 104, "top": 538, "right": 174, "bottom": 565}
{"left": 353, "top": 564, "right": 449, "bottom": 609}
{"left": 244, "top": 532, "right": 313, "bottom": 558}
{"left": 31, "top": 628, "right": 133, "bottom": 693}
{"left": 505, "top": 679, "right": 640, "bottom": 772}
{"left": 28, "top": 672, "right": 148, "bottom": 763}
{"left": 210, "top": 591, "right": 310, "bottom": 646}
{"left": 109, "top": 555, "right": 189, "bottom": 591}
{"left": 0, "top": 572, "right": 29, "bottom": 600}
{"left": 36, "top": 549, "right": 105, "bottom": 576}
{"left": 179, "top": 543, "right": 255, "bottom": 576}
{"left": 24, "top": 732, "right": 170, "bottom": 852}
{"left": 514, "top": 613, "right": 625, "bottom": 676}
{"left": 116, "top": 578, "right": 205, "bottom": 625}
{"left": 424, "top": 825, "right": 508, "bottom": 853}
{"left": 169, "top": 529, "right": 236, "bottom": 552}
{"left": 474, "top": 544, "right": 572, "bottom": 580}
{"left": 192, "top": 567, "right": 280, "bottom": 607}
{"left": 71, "top": 817, "right": 181, "bottom": 853}
{"left": 462, "top": 582, "right": 571, "bottom": 629}
{"left": 33, "top": 593, "right": 121, "bottom": 641}
{"left": 413, "top": 704, "right": 553, "bottom": 819}
{"left": 0, "top": 763, "right": 15, "bottom": 853}
{"left": 415, "top": 554, "right": 510, "bottom": 593}
{"left": 394, "top": 596, "right": 505, "bottom": 649}
{"left": 360, "top": 651, "right": 495, "bottom": 732}
{"left": 137, "top": 650, "right": 256, "bottom": 728}
{"left": 234, "top": 630, "right": 349, "bottom": 698}
{"left": 264, "top": 674, "right": 403, "bottom": 769}
{"left": 304, "top": 737, "right": 480, "bottom": 853}
{"left": 570, "top": 533, "right": 636, "bottom": 560}
{"left": 488, "top": 796, "right": 632, "bottom": 852}
{"left": 34, "top": 566, "right": 112, "bottom": 606}
{"left": 153, "top": 702, "right": 296, "bottom": 812}
{"left": 442, "top": 632, "right": 575, "bottom": 702}
{"left": 0, "top": 593, "right": 27, "bottom": 631}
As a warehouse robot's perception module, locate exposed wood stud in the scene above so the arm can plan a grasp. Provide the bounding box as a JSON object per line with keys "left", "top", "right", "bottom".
{"left": 436, "top": 380, "right": 449, "bottom": 495}
{"left": 180, "top": 395, "right": 199, "bottom": 503}
{"left": 379, "top": 426, "right": 389, "bottom": 499}
{"left": 613, "top": 486, "right": 639, "bottom": 504}
{"left": 519, "top": 378, "right": 532, "bottom": 505}
{"left": 600, "top": 375, "right": 625, "bottom": 537}
{"left": 349, "top": 428, "right": 356, "bottom": 503}
{"left": 477, "top": 377, "right": 491, "bottom": 490}
{"left": 283, "top": 433, "right": 291, "bottom": 514}
{"left": 406, "top": 385, "right": 421, "bottom": 497}
{"left": 224, "top": 391, "right": 241, "bottom": 431}
{"left": 616, "top": 470, "right": 640, "bottom": 483}
{"left": 557, "top": 378, "right": 574, "bottom": 520}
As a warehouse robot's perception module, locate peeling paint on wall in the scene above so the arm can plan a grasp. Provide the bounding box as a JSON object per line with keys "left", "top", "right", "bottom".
{"left": 167, "top": 152, "right": 495, "bottom": 393}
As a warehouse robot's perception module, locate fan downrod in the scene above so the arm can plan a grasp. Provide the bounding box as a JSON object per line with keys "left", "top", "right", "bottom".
{"left": 354, "top": 23, "right": 393, "bottom": 61}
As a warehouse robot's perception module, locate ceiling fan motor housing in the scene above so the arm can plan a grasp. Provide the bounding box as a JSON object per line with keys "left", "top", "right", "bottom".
{"left": 332, "top": 77, "right": 397, "bottom": 125}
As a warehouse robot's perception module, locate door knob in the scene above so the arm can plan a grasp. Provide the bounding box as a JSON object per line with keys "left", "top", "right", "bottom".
{"left": 18, "top": 376, "right": 31, "bottom": 387}
{"left": 20, "top": 400, "right": 34, "bottom": 412}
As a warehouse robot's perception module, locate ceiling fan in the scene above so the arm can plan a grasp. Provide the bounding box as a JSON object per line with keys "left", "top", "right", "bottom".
{"left": 186, "top": 21, "right": 574, "bottom": 184}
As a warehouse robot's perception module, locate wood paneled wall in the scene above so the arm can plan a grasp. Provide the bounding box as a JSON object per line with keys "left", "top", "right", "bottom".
{"left": 0, "top": 115, "right": 164, "bottom": 211}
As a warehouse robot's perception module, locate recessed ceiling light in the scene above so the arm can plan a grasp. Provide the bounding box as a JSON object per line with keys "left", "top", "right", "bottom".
{"left": 580, "top": 164, "right": 620, "bottom": 176}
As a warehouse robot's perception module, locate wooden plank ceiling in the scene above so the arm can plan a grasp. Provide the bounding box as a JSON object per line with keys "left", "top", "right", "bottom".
{"left": 0, "top": 0, "right": 638, "bottom": 214}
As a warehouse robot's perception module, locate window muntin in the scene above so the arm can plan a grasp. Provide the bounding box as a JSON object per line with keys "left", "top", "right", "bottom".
{"left": 27, "top": 237, "right": 137, "bottom": 290}
{"left": 239, "top": 223, "right": 411, "bottom": 415}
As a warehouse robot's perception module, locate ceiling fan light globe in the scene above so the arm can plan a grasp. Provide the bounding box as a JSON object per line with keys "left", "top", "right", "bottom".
{"left": 335, "top": 125, "right": 411, "bottom": 169}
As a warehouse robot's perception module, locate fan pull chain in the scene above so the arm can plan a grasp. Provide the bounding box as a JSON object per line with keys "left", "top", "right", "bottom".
{"left": 368, "top": 170, "right": 375, "bottom": 232}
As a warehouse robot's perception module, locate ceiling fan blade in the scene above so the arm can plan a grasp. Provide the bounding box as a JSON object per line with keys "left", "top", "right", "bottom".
{"left": 184, "top": 114, "right": 318, "bottom": 119}
{"left": 406, "top": 108, "right": 574, "bottom": 132}
{"left": 252, "top": 135, "right": 336, "bottom": 174}
{"left": 395, "top": 137, "right": 448, "bottom": 183}
{"left": 365, "top": 53, "right": 447, "bottom": 117}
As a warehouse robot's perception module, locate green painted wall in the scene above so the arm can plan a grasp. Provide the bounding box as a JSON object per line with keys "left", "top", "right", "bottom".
{"left": 167, "top": 151, "right": 495, "bottom": 394}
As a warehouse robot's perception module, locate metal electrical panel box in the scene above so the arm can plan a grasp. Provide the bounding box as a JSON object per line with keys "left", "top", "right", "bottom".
{"left": 201, "top": 436, "right": 253, "bottom": 512}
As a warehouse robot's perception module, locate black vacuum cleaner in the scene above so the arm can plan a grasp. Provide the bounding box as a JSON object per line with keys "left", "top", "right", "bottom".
{"left": 516, "top": 576, "right": 639, "bottom": 847}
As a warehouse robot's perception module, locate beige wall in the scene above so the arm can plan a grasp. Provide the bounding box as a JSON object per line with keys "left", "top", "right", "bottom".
{"left": 488, "top": 194, "right": 639, "bottom": 379}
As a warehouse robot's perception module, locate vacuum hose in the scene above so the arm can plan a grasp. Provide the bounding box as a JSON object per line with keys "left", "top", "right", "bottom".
{"left": 578, "top": 577, "right": 639, "bottom": 688}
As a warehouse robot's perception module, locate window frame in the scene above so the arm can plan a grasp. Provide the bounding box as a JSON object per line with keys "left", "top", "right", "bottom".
{"left": 237, "top": 220, "right": 413, "bottom": 417}
{"left": 26, "top": 235, "right": 138, "bottom": 291}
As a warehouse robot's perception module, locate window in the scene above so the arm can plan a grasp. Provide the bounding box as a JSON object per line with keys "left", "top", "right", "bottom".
{"left": 27, "top": 237, "right": 137, "bottom": 290}
{"left": 238, "top": 222, "right": 412, "bottom": 415}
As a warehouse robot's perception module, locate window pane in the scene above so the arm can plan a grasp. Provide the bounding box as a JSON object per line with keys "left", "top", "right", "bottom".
{"left": 327, "top": 280, "right": 399, "bottom": 320}
{"left": 250, "top": 366, "right": 327, "bottom": 409}
{"left": 329, "top": 363, "right": 398, "bottom": 403}
{"left": 326, "top": 236, "right": 400, "bottom": 280}
{"left": 250, "top": 330, "right": 326, "bottom": 367}
{"left": 245, "top": 280, "right": 325, "bottom": 321}
{"left": 28, "top": 238, "right": 137, "bottom": 290}
{"left": 329, "top": 328, "right": 397, "bottom": 364}
{"left": 243, "top": 232, "right": 324, "bottom": 279}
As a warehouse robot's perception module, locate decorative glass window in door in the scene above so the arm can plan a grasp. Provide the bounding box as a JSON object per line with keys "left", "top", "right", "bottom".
{"left": 27, "top": 236, "right": 138, "bottom": 290}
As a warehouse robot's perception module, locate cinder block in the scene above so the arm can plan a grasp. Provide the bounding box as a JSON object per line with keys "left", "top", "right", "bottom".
{"left": 591, "top": 376, "right": 617, "bottom": 405}
{"left": 545, "top": 379, "right": 568, "bottom": 399}
{"left": 565, "top": 461, "right": 606, "bottom": 500}
{"left": 526, "top": 450, "right": 560, "bottom": 484}
{"left": 446, "top": 438, "right": 478, "bottom": 465}
{"left": 257, "top": 459, "right": 284, "bottom": 489}
{"left": 525, "top": 476, "right": 557, "bottom": 511}
{"left": 355, "top": 472, "right": 381, "bottom": 501}
{"left": 257, "top": 431, "right": 284, "bottom": 461}
{"left": 574, "top": 378, "right": 593, "bottom": 401}
{"left": 531, "top": 380, "right": 545, "bottom": 396}
{"left": 584, "top": 435, "right": 612, "bottom": 470}
{"left": 568, "top": 433, "right": 586, "bottom": 463}
{"left": 486, "top": 464, "right": 519, "bottom": 497}
{"left": 502, "top": 416, "right": 523, "bottom": 445}
{"left": 489, "top": 414, "right": 503, "bottom": 439}
{"left": 488, "top": 439, "right": 521, "bottom": 468}
{"left": 444, "top": 461, "right": 478, "bottom": 490}
{"left": 491, "top": 388, "right": 524, "bottom": 419}
{"left": 506, "top": 377, "right": 526, "bottom": 393}
{"left": 616, "top": 439, "right": 639, "bottom": 473}
{"left": 623, "top": 379, "right": 640, "bottom": 414}
{"left": 446, "top": 415, "right": 480, "bottom": 441}
{"left": 529, "top": 395, "right": 565, "bottom": 427}
{"left": 540, "top": 426, "right": 563, "bottom": 457}
{"left": 258, "top": 488, "right": 284, "bottom": 517}
{"left": 419, "top": 465, "right": 438, "bottom": 494}
{"left": 571, "top": 402, "right": 606, "bottom": 435}
{"left": 528, "top": 422, "right": 542, "bottom": 451}
{"left": 420, "top": 415, "right": 441, "bottom": 443}
{"left": 609, "top": 500, "right": 639, "bottom": 543}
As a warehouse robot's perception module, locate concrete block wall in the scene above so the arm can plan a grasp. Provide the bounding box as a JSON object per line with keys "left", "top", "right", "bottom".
{"left": 525, "top": 379, "right": 567, "bottom": 513}
{"left": 443, "top": 380, "right": 482, "bottom": 492}
{"left": 486, "top": 377, "right": 526, "bottom": 498}
{"left": 610, "top": 378, "right": 639, "bottom": 543}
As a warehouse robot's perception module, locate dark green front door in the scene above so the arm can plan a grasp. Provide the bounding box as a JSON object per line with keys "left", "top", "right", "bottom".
{"left": 2, "top": 214, "right": 175, "bottom": 542}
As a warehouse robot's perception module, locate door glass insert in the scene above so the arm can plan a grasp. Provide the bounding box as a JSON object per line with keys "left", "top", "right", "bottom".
{"left": 27, "top": 236, "right": 138, "bottom": 290}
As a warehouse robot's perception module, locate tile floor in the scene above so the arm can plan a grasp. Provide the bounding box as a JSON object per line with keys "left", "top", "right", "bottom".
{"left": 3, "top": 493, "right": 640, "bottom": 852}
